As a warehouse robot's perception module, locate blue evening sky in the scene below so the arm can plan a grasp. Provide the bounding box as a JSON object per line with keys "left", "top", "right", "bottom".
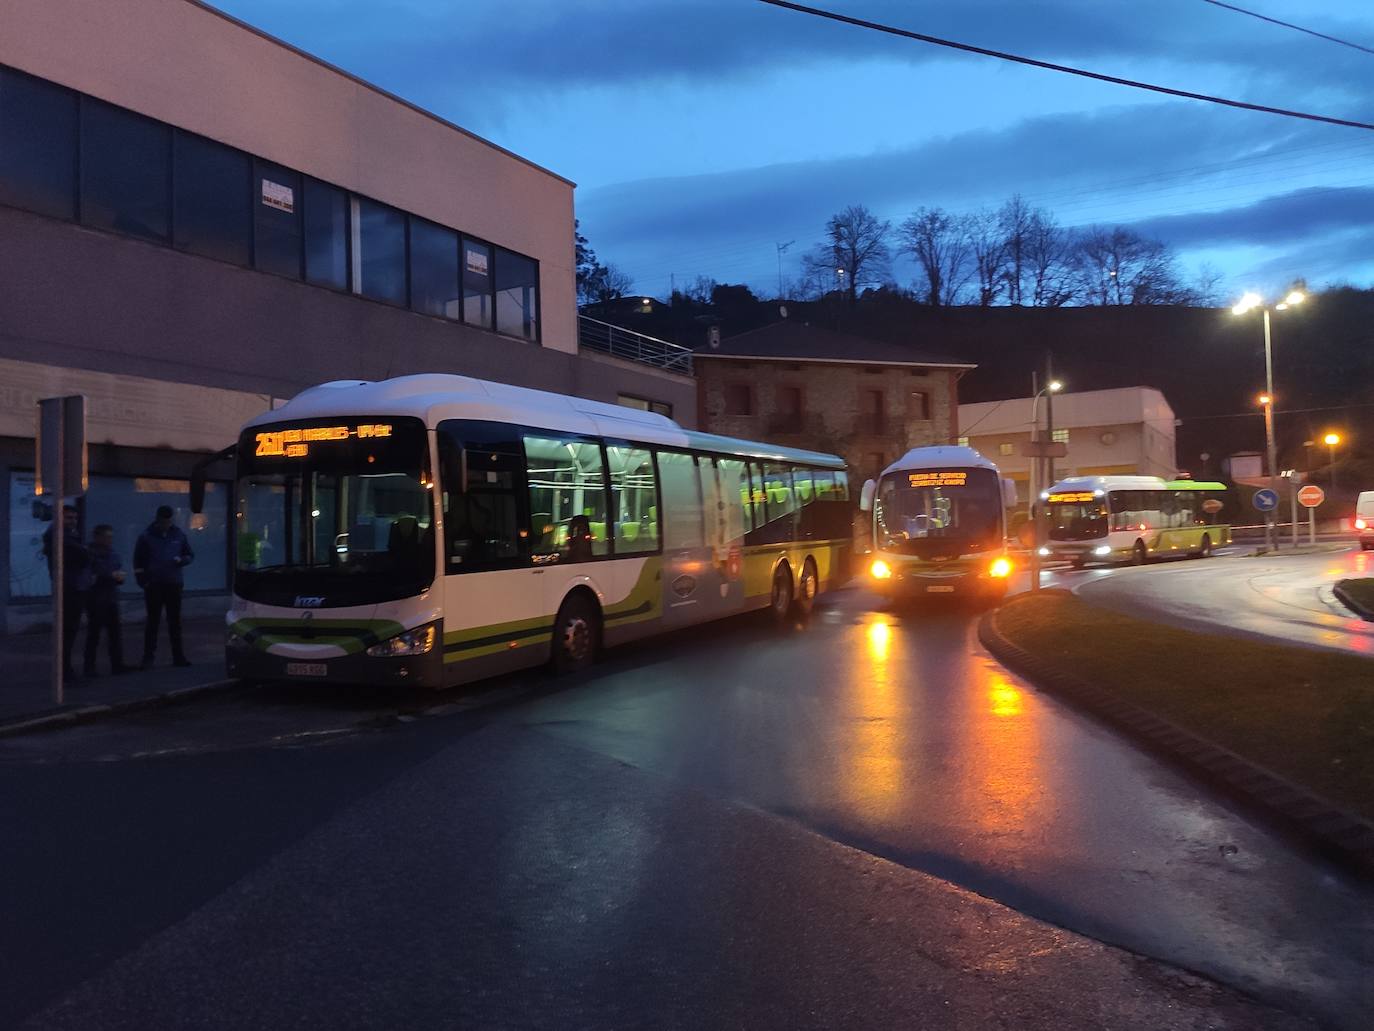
{"left": 211, "top": 0, "right": 1374, "bottom": 302}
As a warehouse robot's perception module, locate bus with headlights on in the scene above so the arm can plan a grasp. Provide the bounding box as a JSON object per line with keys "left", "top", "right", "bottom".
{"left": 1043, "top": 475, "right": 1231, "bottom": 567}
{"left": 859, "top": 446, "right": 1014, "bottom": 603}
{"left": 200, "top": 374, "right": 853, "bottom": 688}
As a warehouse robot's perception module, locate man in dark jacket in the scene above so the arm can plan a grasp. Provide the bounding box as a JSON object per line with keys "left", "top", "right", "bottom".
{"left": 84, "top": 524, "right": 131, "bottom": 676}
{"left": 134, "top": 505, "right": 194, "bottom": 668}
{"left": 42, "top": 504, "right": 91, "bottom": 679}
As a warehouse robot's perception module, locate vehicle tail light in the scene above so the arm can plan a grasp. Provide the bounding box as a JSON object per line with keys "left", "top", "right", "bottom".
{"left": 1357, "top": 518, "right": 1367, "bottom": 530}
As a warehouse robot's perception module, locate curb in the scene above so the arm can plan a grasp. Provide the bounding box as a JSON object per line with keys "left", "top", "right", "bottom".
{"left": 0, "top": 678, "right": 243, "bottom": 740}
{"left": 978, "top": 604, "right": 1374, "bottom": 878}
{"left": 1333, "top": 580, "right": 1374, "bottom": 622}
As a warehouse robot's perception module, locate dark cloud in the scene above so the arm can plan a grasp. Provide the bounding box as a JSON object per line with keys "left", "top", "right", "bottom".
{"left": 1130, "top": 186, "right": 1374, "bottom": 248}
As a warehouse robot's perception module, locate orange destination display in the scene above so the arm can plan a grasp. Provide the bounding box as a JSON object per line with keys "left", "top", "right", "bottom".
{"left": 255, "top": 423, "right": 393, "bottom": 458}
{"left": 1047, "top": 491, "right": 1096, "bottom": 504}
{"left": 907, "top": 470, "right": 967, "bottom": 488}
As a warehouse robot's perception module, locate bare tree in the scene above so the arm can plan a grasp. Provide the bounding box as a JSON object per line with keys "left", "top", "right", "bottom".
{"left": 1071, "top": 226, "right": 1189, "bottom": 305}
{"left": 1024, "top": 209, "right": 1074, "bottom": 307}
{"left": 963, "top": 209, "right": 1007, "bottom": 307}
{"left": 900, "top": 207, "right": 971, "bottom": 306}
{"left": 804, "top": 204, "right": 891, "bottom": 307}
{"left": 998, "top": 194, "right": 1033, "bottom": 306}
{"left": 586, "top": 263, "right": 634, "bottom": 305}
{"left": 1191, "top": 262, "right": 1226, "bottom": 307}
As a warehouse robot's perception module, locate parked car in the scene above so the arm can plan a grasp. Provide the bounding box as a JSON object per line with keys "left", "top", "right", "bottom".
{"left": 1356, "top": 491, "right": 1374, "bottom": 551}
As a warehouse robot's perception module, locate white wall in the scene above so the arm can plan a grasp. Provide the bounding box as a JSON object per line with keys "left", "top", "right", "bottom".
{"left": 0, "top": 0, "right": 577, "bottom": 353}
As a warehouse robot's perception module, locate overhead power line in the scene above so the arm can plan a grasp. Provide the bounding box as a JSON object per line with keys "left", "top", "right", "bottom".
{"left": 755, "top": 0, "right": 1374, "bottom": 132}
{"left": 1199, "top": 0, "right": 1374, "bottom": 58}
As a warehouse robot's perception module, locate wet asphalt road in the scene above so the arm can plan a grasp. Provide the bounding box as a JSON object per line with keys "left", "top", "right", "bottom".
{"left": 1, "top": 585, "right": 1370, "bottom": 1028}
{"left": 1068, "top": 544, "right": 1374, "bottom": 655}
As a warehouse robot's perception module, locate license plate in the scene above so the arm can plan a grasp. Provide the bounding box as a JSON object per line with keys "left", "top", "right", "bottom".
{"left": 926, "top": 585, "right": 956, "bottom": 593}
{"left": 286, "top": 662, "right": 328, "bottom": 677}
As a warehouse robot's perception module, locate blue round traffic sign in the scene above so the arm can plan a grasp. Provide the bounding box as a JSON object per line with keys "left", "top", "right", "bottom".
{"left": 1252, "top": 488, "right": 1279, "bottom": 512}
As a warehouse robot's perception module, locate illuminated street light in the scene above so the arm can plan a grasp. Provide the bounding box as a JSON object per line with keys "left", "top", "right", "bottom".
{"left": 1233, "top": 288, "right": 1304, "bottom": 549}
{"left": 1325, "top": 432, "right": 1342, "bottom": 496}
{"left": 1258, "top": 393, "right": 1271, "bottom": 406}
{"left": 1047, "top": 380, "right": 1064, "bottom": 393}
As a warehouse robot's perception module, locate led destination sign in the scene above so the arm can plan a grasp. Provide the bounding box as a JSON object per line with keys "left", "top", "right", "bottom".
{"left": 1047, "top": 491, "right": 1097, "bottom": 504}
{"left": 907, "top": 471, "right": 968, "bottom": 488}
{"left": 255, "top": 423, "right": 393, "bottom": 459}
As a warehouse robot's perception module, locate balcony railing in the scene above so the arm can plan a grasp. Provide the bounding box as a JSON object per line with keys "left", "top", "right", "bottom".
{"left": 578, "top": 315, "right": 693, "bottom": 374}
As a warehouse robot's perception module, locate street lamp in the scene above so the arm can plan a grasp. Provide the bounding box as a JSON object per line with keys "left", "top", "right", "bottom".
{"left": 1324, "top": 432, "right": 1342, "bottom": 496}
{"left": 1233, "top": 289, "right": 1304, "bottom": 549}
{"left": 1028, "top": 377, "right": 1064, "bottom": 593}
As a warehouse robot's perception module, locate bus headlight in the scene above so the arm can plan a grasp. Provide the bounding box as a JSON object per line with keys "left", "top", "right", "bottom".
{"left": 989, "top": 557, "right": 1012, "bottom": 578}
{"left": 1094, "top": 545, "right": 1113, "bottom": 556}
{"left": 1037, "top": 546, "right": 1050, "bottom": 557}
{"left": 367, "top": 624, "right": 437, "bottom": 658}
{"left": 871, "top": 559, "right": 893, "bottom": 580}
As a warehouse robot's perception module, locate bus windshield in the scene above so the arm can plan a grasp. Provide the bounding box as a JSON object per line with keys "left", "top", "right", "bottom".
{"left": 875, "top": 467, "right": 1002, "bottom": 557}
{"left": 1046, "top": 496, "right": 1108, "bottom": 540}
{"left": 234, "top": 416, "right": 434, "bottom": 607}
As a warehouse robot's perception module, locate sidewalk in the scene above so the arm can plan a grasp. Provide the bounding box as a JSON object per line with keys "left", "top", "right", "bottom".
{"left": 0, "top": 614, "right": 231, "bottom": 727}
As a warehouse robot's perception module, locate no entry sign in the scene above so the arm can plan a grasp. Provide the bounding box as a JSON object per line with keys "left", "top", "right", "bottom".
{"left": 1297, "top": 485, "right": 1325, "bottom": 508}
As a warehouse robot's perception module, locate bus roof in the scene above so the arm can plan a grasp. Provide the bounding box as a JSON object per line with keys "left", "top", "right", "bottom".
{"left": 1164, "top": 480, "right": 1227, "bottom": 491}
{"left": 1047, "top": 474, "right": 1167, "bottom": 494}
{"left": 881, "top": 445, "right": 998, "bottom": 477}
{"left": 245, "top": 373, "right": 846, "bottom": 469}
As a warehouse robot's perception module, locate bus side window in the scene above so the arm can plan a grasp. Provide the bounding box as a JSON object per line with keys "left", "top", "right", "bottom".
{"left": 657, "top": 450, "right": 704, "bottom": 550}
{"left": 523, "top": 434, "right": 610, "bottom": 562}
{"left": 607, "top": 444, "right": 659, "bottom": 554}
{"left": 714, "top": 458, "right": 750, "bottom": 546}
{"left": 436, "top": 421, "right": 531, "bottom": 573}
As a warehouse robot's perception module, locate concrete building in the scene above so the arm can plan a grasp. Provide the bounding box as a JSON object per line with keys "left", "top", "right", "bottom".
{"left": 0, "top": 0, "right": 693, "bottom": 631}
{"left": 958, "top": 387, "right": 1178, "bottom": 504}
{"left": 695, "top": 322, "right": 975, "bottom": 481}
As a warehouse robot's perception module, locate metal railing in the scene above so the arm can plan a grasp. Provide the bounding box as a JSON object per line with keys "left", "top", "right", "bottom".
{"left": 578, "top": 316, "right": 693, "bottom": 374}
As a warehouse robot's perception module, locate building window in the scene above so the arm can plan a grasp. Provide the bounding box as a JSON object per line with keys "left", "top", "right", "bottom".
{"left": 351, "top": 197, "right": 407, "bottom": 306}
{"left": 409, "top": 217, "right": 460, "bottom": 318}
{"left": 724, "top": 383, "right": 753, "bottom": 416}
{"left": 616, "top": 395, "right": 673, "bottom": 418}
{"left": 253, "top": 160, "right": 302, "bottom": 279}
{"left": 999, "top": 442, "right": 1015, "bottom": 457}
{"left": 495, "top": 247, "right": 539, "bottom": 339}
{"left": 304, "top": 178, "right": 349, "bottom": 291}
{"left": 859, "top": 389, "right": 885, "bottom": 434}
{"left": 80, "top": 98, "right": 170, "bottom": 242}
{"left": 462, "top": 238, "right": 494, "bottom": 329}
{"left": 1052, "top": 428, "right": 1070, "bottom": 444}
{"left": 0, "top": 67, "right": 77, "bottom": 220}
{"left": 173, "top": 132, "right": 251, "bottom": 266}
{"left": 909, "top": 390, "right": 930, "bottom": 421}
{"left": 771, "top": 385, "right": 803, "bottom": 433}
{"left": 957, "top": 436, "right": 970, "bottom": 447}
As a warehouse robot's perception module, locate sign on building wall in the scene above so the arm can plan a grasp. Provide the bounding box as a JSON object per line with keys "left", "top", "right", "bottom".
{"left": 261, "top": 179, "right": 295, "bottom": 213}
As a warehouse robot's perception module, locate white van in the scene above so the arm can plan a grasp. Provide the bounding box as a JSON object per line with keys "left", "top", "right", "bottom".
{"left": 1356, "top": 491, "right": 1374, "bottom": 551}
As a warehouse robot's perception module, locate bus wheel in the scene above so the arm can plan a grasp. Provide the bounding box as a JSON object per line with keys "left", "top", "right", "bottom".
{"left": 770, "top": 564, "right": 794, "bottom": 624}
{"left": 1132, "top": 540, "right": 1148, "bottom": 565}
{"left": 1198, "top": 534, "right": 1212, "bottom": 558}
{"left": 552, "top": 593, "right": 599, "bottom": 674}
{"left": 794, "top": 558, "right": 819, "bottom": 617}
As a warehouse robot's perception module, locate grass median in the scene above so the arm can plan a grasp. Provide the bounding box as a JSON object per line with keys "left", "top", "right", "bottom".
{"left": 1337, "top": 577, "right": 1374, "bottom": 616}
{"left": 995, "top": 591, "right": 1374, "bottom": 821}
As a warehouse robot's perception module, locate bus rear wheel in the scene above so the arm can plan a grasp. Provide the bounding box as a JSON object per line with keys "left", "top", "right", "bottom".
{"left": 552, "top": 593, "right": 599, "bottom": 674}
{"left": 770, "top": 564, "right": 794, "bottom": 624}
{"left": 794, "top": 558, "right": 819, "bottom": 617}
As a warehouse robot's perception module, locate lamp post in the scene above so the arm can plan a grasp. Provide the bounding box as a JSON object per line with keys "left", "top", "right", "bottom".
{"left": 1028, "top": 375, "right": 1063, "bottom": 593}
{"left": 1324, "top": 432, "right": 1341, "bottom": 498}
{"left": 1232, "top": 289, "right": 1304, "bottom": 549}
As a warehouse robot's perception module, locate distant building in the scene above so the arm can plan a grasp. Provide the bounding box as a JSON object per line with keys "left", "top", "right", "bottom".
{"left": 958, "top": 387, "right": 1177, "bottom": 503}
{"left": 694, "top": 322, "right": 975, "bottom": 480}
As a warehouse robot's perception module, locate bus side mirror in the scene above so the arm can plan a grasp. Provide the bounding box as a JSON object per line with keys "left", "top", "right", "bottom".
{"left": 189, "top": 444, "right": 237, "bottom": 514}
{"left": 859, "top": 479, "right": 876, "bottom": 512}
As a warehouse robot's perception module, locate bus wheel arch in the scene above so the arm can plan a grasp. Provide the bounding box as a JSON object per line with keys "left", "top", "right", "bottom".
{"left": 770, "top": 560, "right": 795, "bottom": 623}
{"left": 551, "top": 587, "right": 601, "bottom": 674}
{"left": 794, "top": 557, "right": 819, "bottom": 617}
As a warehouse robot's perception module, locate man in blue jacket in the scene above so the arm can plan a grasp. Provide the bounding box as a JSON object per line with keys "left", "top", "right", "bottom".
{"left": 134, "top": 505, "right": 194, "bottom": 668}
{"left": 84, "top": 524, "right": 131, "bottom": 676}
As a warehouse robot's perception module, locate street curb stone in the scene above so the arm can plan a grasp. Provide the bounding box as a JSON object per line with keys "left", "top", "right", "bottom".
{"left": 978, "top": 603, "right": 1374, "bottom": 878}
{"left": 0, "top": 678, "right": 243, "bottom": 739}
{"left": 1333, "top": 580, "right": 1374, "bottom": 622}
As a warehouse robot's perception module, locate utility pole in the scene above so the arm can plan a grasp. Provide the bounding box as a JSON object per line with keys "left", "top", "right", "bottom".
{"left": 1044, "top": 352, "right": 1056, "bottom": 488}
{"left": 776, "top": 240, "right": 794, "bottom": 299}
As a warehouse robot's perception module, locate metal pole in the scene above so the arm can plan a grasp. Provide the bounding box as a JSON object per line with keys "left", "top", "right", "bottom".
{"left": 1309, "top": 505, "right": 1316, "bottom": 545}
{"left": 1262, "top": 308, "right": 1279, "bottom": 550}
{"left": 1329, "top": 441, "right": 1338, "bottom": 498}
{"left": 1044, "top": 352, "right": 1056, "bottom": 488}
{"left": 52, "top": 404, "right": 64, "bottom": 707}
{"left": 1290, "top": 476, "right": 1299, "bottom": 547}
{"left": 1029, "top": 372, "right": 1040, "bottom": 593}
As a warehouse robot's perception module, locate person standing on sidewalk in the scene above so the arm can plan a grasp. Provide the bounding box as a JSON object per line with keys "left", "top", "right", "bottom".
{"left": 134, "top": 505, "right": 195, "bottom": 668}
{"left": 84, "top": 524, "right": 131, "bottom": 676}
{"left": 42, "top": 504, "right": 91, "bottom": 680}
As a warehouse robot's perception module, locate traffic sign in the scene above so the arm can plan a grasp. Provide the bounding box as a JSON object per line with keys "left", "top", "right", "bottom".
{"left": 1020, "top": 440, "right": 1067, "bottom": 458}
{"left": 1202, "top": 499, "right": 1224, "bottom": 514}
{"left": 1297, "top": 485, "right": 1325, "bottom": 508}
{"left": 1252, "top": 488, "right": 1279, "bottom": 512}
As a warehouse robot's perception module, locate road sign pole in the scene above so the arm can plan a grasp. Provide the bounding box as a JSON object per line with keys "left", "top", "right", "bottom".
{"left": 1309, "top": 507, "right": 1316, "bottom": 545}
{"left": 51, "top": 409, "right": 64, "bottom": 707}
{"left": 1290, "top": 480, "right": 1299, "bottom": 547}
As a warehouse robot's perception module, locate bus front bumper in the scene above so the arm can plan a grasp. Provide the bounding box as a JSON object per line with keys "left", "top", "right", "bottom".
{"left": 872, "top": 568, "right": 1007, "bottom": 598}
{"left": 225, "top": 642, "right": 446, "bottom": 689}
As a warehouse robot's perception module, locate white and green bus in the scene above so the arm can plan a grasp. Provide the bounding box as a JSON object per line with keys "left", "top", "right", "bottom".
{"left": 1043, "top": 475, "right": 1232, "bottom": 567}
{"left": 859, "top": 446, "right": 1015, "bottom": 602}
{"left": 206, "top": 374, "right": 852, "bottom": 688}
